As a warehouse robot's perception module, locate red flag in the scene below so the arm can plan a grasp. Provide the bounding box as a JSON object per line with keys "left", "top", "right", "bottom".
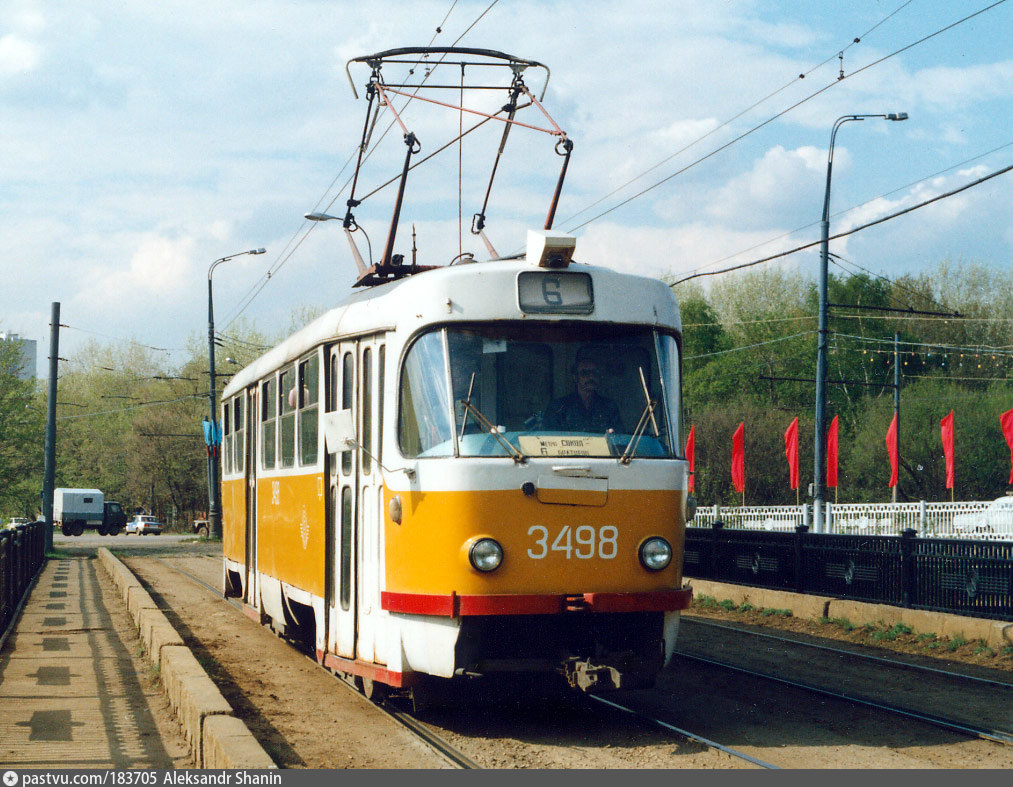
{"left": 826, "top": 415, "right": 839, "bottom": 488}
{"left": 731, "top": 422, "right": 745, "bottom": 494}
{"left": 1001, "top": 409, "right": 1013, "bottom": 484}
{"left": 783, "top": 417, "right": 799, "bottom": 490}
{"left": 940, "top": 410, "right": 955, "bottom": 490}
{"left": 885, "top": 413, "right": 898, "bottom": 488}
{"left": 685, "top": 425, "right": 696, "bottom": 493}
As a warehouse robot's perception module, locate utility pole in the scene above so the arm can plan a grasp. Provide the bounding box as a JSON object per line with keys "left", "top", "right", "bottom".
{"left": 893, "top": 332, "right": 901, "bottom": 504}
{"left": 41, "top": 302, "right": 60, "bottom": 552}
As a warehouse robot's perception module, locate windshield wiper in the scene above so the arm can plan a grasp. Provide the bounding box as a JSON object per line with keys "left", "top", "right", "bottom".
{"left": 620, "top": 367, "right": 660, "bottom": 464}
{"left": 458, "top": 372, "right": 526, "bottom": 462}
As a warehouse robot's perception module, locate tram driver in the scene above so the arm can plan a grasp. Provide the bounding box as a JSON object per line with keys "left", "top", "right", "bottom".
{"left": 539, "top": 345, "right": 622, "bottom": 434}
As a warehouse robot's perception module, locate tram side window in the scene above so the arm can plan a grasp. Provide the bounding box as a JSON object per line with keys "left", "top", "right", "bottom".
{"left": 377, "top": 345, "right": 385, "bottom": 467}
{"left": 233, "top": 394, "right": 245, "bottom": 474}
{"left": 362, "top": 348, "right": 372, "bottom": 473}
{"left": 279, "top": 365, "right": 296, "bottom": 468}
{"left": 223, "top": 401, "right": 232, "bottom": 475}
{"left": 341, "top": 352, "right": 353, "bottom": 475}
{"left": 299, "top": 354, "right": 319, "bottom": 466}
{"left": 261, "top": 377, "right": 277, "bottom": 470}
{"left": 340, "top": 486, "right": 352, "bottom": 611}
{"left": 398, "top": 330, "right": 453, "bottom": 458}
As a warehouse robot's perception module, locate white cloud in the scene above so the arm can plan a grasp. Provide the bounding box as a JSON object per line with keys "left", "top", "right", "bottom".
{"left": 0, "top": 33, "right": 40, "bottom": 74}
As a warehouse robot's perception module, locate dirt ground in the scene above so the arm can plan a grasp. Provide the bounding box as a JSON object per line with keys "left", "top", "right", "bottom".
{"left": 111, "top": 544, "right": 1013, "bottom": 770}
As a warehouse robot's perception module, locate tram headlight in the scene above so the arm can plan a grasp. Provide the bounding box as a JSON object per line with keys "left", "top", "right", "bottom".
{"left": 639, "top": 537, "right": 672, "bottom": 571}
{"left": 468, "top": 538, "right": 504, "bottom": 572}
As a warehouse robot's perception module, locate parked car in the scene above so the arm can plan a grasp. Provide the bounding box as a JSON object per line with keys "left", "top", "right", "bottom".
{"left": 7, "top": 517, "right": 30, "bottom": 528}
{"left": 191, "top": 519, "right": 209, "bottom": 537}
{"left": 953, "top": 496, "right": 1013, "bottom": 538}
{"left": 126, "top": 514, "right": 163, "bottom": 536}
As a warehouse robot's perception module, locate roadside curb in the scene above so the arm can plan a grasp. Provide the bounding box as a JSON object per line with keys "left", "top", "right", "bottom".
{"left": 97, "top": 547, "right": 276, "bottom": 769}
{"left": 687, "top": 578, "right": 1013, "bottom": 649}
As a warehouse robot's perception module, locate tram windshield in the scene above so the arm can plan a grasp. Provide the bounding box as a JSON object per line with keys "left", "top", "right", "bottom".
{"left": 398, "top": 324, "right": 681, "bottom": 459}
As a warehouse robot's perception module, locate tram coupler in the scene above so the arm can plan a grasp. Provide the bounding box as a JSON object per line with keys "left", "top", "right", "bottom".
{"left": 565, "top": 660, "right": 622, "bottom": 692}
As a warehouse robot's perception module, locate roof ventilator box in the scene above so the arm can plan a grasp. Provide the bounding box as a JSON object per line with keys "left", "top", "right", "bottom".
{"left": 527, "top": 229, "right": 576, "bottom": 268}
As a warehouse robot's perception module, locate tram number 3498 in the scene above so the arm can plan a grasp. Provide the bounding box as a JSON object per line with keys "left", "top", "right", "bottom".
{"left": 527, "top": 525, "right": 618, "bottom": 559}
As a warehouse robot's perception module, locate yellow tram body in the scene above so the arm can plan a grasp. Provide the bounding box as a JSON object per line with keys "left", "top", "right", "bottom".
{"left": 220, "top": 234, "right": 692, "bottom": 693}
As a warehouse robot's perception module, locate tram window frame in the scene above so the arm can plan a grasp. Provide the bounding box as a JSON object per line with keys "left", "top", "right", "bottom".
{"left": 377, "top": 344, "right": 385, "bottom": 468}
{"left": 361, "top": 347, "right": 372, "bottom": 474}
{"left": 341, "top": 352, "right": 354, "bottom": 475}
{"left": 233, "top": 394, "right": 245, "bottom": 475}
{"left": 223, "top": 401, "right": 232, "bottom": 475}
{"left": 261, "top": 376, "right": 277, "bottom": 470}
{"left": 340, "top": 485, "right": 352, "bottom": 611}
{"left": 298, "top": 352, "right": 320, "bottom": 467}
{"left": 397, "top": 329, "right": 453, "bottom": 459}
{"left": 279, "top": 365, "right": 296, "bottom": 468}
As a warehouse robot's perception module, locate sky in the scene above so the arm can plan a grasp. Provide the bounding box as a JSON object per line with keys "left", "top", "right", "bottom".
{"left": 3, "top": 0, "right": 1012, "bottom": 376}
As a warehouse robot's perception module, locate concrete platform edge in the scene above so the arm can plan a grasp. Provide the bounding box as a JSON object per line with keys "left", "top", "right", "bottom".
{"left": 687, "top": 578, "right": 1013, "bottom": 648}
{"left": 97, "top": 547, "right": 277, "bottom": 769}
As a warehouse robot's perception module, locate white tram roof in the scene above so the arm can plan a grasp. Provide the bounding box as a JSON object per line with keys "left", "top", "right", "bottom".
{"left": 222, "top": 258, "right": 680, "bottom": 401}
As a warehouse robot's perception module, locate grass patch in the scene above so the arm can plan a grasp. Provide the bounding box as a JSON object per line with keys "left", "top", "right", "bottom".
{"left": 916, "top": 632, "right": 937, "bottom": 643}
{"left": 872, "top": 623, "right": 913, "bottom": 642}
{"left": 738, "top": 603, "right": 756, "bottom": 613}
{"left": 695, "top": 595, "right": 719, "bottom": 609}
{"left": 760, "top": 608, "right": 792, "bottom": 618}
{"left": 717, "top": 599, "right": 737, "bottom": 612}
{"left": 946, "top": 635, "right": 968, "bottom": 652}
{"left": 973, "top": 644, "right": 995, "bottom": 658}
{"left": 1002, "top": 646, "right": 1013, "bottom": 658}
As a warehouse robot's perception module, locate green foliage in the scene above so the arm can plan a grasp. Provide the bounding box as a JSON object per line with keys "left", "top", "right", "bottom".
{"left": 673, "top": 260, "right": 1013, "bottom": 505}
{"left": 1, "top": 311, "right": 294, "bottom": 527}
{"left": 0, "top": 337, "right": 45, "bottom": 518}
{"left": 947, "top": 635, "right": 968, "bottom": 652}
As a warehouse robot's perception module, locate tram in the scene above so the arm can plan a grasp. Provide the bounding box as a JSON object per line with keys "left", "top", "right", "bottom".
{"left": 218, "top": 48, "right": 693, "bottom": 700}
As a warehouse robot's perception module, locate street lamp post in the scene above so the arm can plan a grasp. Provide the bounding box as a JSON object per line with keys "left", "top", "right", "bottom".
{"left": 207, "top": 247, "right": 265, "bottom": 539}
{"left": 813, "top": 112, "right": 907, "bottom": 534}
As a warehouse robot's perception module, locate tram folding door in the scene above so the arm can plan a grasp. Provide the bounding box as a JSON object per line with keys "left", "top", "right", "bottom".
{"left": 244, "top": 385, "right": 258, "bottom": 605}
{"left": 328, "top": 341, "right": 358, "bottom": 659}
{"left": 325, "top": 335, "right": 386, "bottom": 665}
{"left": 356, "top": 336, "right": 384, "bottom": 665}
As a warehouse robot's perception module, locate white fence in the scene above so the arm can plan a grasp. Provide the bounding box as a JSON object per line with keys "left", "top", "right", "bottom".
{"left": 693, "top": 500, "right": 1012, "bottom": 540}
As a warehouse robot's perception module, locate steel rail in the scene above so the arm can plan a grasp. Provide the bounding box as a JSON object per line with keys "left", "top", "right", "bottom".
{"left": 587, "top": 694, "right": 779, "bottom": 769}
{"left": 682, "top": 617, "right": 1013, "bottom": 690}
{"left": 673, "top": 649, "right": 1013, "bottom": 747}
{"left": 149, "top": 557, "right": 479, "bottom": 769}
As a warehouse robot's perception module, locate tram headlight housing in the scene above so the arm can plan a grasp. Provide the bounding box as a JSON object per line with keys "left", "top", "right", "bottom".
{"left": 639, "top": 537, "right": 672, "bottom": 571}
{"left": 468, "top": 538, "right": 504, "bottom": 572}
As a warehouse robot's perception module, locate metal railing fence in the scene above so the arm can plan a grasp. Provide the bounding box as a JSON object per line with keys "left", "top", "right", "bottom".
{"left": 694, "top": 500, "right": 1001, "bottom": 539}
{"left": 684, "top": 523, "right": 1013, "bottom": 621}
{"left": 0, "top": 521, "right": 47, "bottom": 640}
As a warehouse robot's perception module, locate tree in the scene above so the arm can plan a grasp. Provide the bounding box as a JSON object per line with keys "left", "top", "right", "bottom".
{"left": 0, "top": 337, "right": 45, "bottom": 518}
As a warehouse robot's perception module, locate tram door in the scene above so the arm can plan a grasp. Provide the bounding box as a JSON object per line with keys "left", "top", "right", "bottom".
{"left": 244, "top": 386, "right": 258, "bottom": 605}
{"left": 327, "top": 341, "right": 358, "bottom": 659}
{"left": 356, "top": 336, "right": 385, "bottom": 664}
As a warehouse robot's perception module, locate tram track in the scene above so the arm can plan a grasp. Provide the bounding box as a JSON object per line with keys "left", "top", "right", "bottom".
{"left": 139, "top": 557, "right": 779, "bottom": 767}
{"left": 147, "top": 557, "right": 479, "bottom": 769}
{"left": 677, "top": 617, "right": 1013, "bottom": 748}
{"left": 123, "top": 553, "right": 1013, "bottom": 768}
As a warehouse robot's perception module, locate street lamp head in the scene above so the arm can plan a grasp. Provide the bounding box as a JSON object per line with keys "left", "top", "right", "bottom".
{"left": 251, "top": 247, "right": 266, "bottom": 254}
{"left": 305, "top": 212, "right": 341, "bottom": 222}
{"left": 886, "top": 112, "right": 909, "bottom": 121}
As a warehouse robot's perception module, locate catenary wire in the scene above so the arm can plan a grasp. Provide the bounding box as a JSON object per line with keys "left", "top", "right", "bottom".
{"left": 221, "top": 1, "right": 501, "bottom": 331}
{"left": 557, "top": 0, "right": 920, "bottom": 228}
{"left": 565, "top": 0, "right": 1008, "bottom": 236}
{"left": 671, "top": 162, "right": 1013, "bottom": 285}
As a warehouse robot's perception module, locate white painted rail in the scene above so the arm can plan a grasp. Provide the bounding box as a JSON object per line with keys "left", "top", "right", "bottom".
{"left": 693, "top": 500, "right": 1013, "bottom": 540}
